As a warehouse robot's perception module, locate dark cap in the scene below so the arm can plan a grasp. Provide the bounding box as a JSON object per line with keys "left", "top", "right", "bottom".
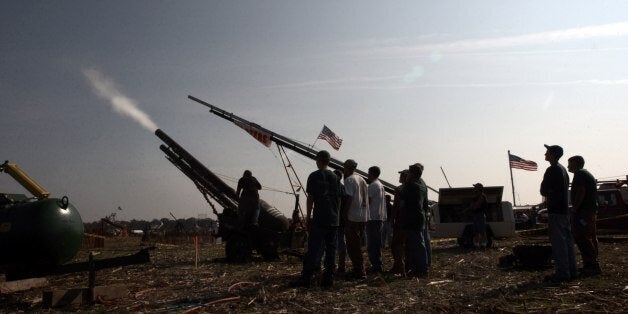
{"left": 473, "top": 183, "right": 483, "bottom": 189}
{"left": 544, "top": 144, "right": 563, "bottom": 158}
{"left": 316, "top": 150, "right": 331, "bottom": 161}
{"left": 398, "top": 169, "right": 409, "bottom": 174}
{"left": 344, "top": 159, "right": 357, "bottom": 169}
{"left": 408, "top": 163, "right": 423, "bottom": 176}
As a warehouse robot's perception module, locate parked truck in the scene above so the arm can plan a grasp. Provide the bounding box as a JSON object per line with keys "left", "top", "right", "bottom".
{"left": 595, "top": 178, "right": 628, "bottom": 231}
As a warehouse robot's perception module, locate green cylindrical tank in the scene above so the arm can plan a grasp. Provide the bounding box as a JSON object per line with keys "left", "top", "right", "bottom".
{"left": 0, "top": 197, "right": 84, "bottom": 266}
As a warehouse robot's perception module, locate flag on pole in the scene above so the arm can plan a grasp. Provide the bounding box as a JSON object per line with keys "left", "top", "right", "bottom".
{"left": 317, "top": 125, "right": 342, "bottom": 150}
{"left": 234, "top": 121, "right": 272, "bottom": 147}
{"left": 509, "top": 153, "right": 538, "bottom": 171}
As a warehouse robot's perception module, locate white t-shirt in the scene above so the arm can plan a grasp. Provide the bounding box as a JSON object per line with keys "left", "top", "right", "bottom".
{"left": 344, "top": 173, "right": 369, "bottom": 222}
{"left": 368, "top": 179, "right": 386, "bottom": 221}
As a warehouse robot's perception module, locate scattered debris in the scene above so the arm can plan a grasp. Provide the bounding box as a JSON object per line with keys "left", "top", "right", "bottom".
{"left": 0, "top": 235, "right": 626, "bottom": 312}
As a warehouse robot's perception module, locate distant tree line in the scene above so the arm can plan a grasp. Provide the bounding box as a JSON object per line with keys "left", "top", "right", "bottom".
{"left": 84, "top": 217, "right": 217, "bottom": 237}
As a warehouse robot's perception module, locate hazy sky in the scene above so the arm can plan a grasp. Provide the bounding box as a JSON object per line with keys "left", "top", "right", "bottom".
{"left": 2, "top": 1, "right": 627, "bottom": 222}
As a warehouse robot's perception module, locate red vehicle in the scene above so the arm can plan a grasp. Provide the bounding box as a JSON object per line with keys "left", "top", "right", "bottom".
{"left": 595, "top": 179, "right": 628, "bottom": 232}
{"left": 535, "top": 178, "right": 627, "bottom": 231}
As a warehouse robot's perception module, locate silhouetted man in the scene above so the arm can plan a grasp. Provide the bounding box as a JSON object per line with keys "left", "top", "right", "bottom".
{"left": 290, "top": 150, "right": 340, "bottom": 288}
{"left": 540, "top": 144, "right": 577, "bottom": 284}
{"left": 567, "top": 155, "right": 601, "bottom": 276}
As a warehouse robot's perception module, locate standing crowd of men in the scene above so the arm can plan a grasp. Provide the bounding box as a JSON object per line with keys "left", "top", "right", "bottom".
{"left": 287, "top": 143, "right": 602, "bottom": 288}
{"left": 541, "top": 144, "right": 601, "bottom": 284}
{"left": 291, "top": 150, "right": 431, "bottom": 288}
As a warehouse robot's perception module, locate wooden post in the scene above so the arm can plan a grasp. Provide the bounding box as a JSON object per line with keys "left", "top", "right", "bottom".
{"left": 194, "top": 235, "right": 199, "bottom": 268}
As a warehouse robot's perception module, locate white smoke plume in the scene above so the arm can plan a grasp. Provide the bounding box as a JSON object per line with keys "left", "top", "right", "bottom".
{"left": 83, "top": 68, "right": 158, "bottom": 132}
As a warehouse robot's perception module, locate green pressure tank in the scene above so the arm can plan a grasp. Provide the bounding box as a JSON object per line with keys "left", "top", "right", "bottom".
{"left": 0, "top": 196, "right": 84, "bottom": 267}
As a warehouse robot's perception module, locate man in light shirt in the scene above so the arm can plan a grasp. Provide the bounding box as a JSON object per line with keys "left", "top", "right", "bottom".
{"left": 342, "top": 159, "right": 369, "bottom": 279}
{"left": 367, "top": 166, "right": 386, "bottom": 273}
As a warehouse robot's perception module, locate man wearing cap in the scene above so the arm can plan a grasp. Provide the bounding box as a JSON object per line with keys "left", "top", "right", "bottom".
{"left": 469, "top": 183, "right": 488, "bottom": 248}
{"left": 567, "top": 155, "right": 601, "bottom": 276}
{"left": 540, "top": 144, "right": 577, "bottom": 283}
{"left": 290, "top": 150, "right": 341, "bottom": 288}
{"left": 389, "top": 169, "right": 408, "bottom": 274}
{"left": 366, "top": 166, "right": 386, "bottom": 273}
{"left": 342, "top": 159, "right": 369, "bottom": 279}
{"left": 401, "top": 163, "right": 429, "bottom": 277}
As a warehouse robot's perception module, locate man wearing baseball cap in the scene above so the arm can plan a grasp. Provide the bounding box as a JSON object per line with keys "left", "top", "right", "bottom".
{"left": 342, "top": 158, "right": 369, "bottom": 279}
{"left": 469, "top": 183, "right": 488, "bottom": 248}
{"left": 291, "top": 150, "right": 341, "bottom": 288}
{"left": 540, "top": 144, "right": 577, "bottom": 284}
{"left": 400, "top": 163, "right": 429, "bottom": 278}
{"left": 567, "top": 155, "right": 601, "bottom": 276}
{"left": 389, "top": 169, "right": 409, "bottom": 274}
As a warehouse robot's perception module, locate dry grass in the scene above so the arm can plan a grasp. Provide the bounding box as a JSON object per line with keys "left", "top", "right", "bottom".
{"left": 1, "top": 235, "right": 627, "bottom": 313}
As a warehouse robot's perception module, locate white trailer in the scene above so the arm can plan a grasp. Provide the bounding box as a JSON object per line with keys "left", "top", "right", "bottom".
{"left": 431, "top": 186, "right": 516, "bottom": 247}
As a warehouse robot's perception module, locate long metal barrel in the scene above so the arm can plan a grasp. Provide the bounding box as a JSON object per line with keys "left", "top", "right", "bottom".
{"left": 188, "top": 95, "right": 439, "bottom": 194}
{"left": 156, "top": 129, "right": 238, "bottom": 209}
{"left": 159, "top": 143, "right": 236, "bottom": 210}
{"left": 155, "top": 128, "right": 289, "bottom": 232}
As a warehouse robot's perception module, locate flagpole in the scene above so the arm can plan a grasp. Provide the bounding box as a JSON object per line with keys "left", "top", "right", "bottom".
{"left": 508, "top": 150, "right": 516, "bottom": 206}
{"left": 310, "top": 125, "right": 324, "bottom": 148}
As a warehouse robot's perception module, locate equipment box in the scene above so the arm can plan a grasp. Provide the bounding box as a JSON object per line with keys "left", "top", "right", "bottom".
{"left": 432, "top": 186, "right": 516, "bottom": 239}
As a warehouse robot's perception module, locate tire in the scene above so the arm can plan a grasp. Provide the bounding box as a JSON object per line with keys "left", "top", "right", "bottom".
{"left": 250, "top": 226, "right": 280, "bottom": 261}
{"left": 458, "top": 224, "right": 475, "bottom": 248}
{"left": 225, "top": 234, "right": 252, "bottom": 263}
{"left": 258, "top": 239, "right": 280, "bottom": 260}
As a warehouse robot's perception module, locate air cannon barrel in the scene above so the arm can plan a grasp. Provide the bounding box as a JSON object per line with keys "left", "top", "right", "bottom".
{"left": 156, "top": 129, "right": 238, "bottom": 209}
{"left": 154, "top": 129, "right": 289, "bottom": 235}
{"left": 187, "top": 95, "right": 439, "bottom": 194}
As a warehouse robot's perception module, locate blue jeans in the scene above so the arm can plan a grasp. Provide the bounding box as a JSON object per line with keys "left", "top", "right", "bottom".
{"left": 404, "top": 226, "right": 428, "bottom": 275}
{"left": 337, "top": 226, "right": 346, "bottom": 269}
{"left": 548, "top": 213, "right": 577, "bottom": 279}
{"left": 303, "top": 223, "right": 338, "bottom": 278}
{"left": 366, "top": 220, "right": 383, "bottom": 272}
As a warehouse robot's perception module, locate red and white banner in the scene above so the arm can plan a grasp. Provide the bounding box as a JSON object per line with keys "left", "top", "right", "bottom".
{"left": 234, "top": 121, "right": 272, "bottom": 147}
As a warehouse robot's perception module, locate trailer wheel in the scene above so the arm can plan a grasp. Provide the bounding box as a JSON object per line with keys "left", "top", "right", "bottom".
{"left": 258, "top": 239, "right": 280, "bottom": 260}
{"left": 457, "top": 224, "right": 475, "bottom": 248}
{"left": 225, "top": 234, "right": 252, "bottom": 263}
{"left": 250, "top": 226, "right": 280, "bottom": 261}
{"left": 457, "top": 224, "right": 494, "bottom": 248}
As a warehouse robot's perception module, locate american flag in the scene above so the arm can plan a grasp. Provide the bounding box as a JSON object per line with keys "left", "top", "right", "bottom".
{"left": 509, "top": 153, "right": 538, "bottom": 171}
{"left": 317, "top": 125, "right": 342, "bottom": 150}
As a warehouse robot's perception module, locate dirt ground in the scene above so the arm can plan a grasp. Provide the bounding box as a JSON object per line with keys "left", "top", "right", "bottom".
{"left": 1, "top": 233, "right": 627, "bottom": 313}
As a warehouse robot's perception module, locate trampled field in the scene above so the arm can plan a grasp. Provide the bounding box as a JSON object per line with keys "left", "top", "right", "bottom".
{"left": 1, "top": 234, "right": 627, "bottom": 313}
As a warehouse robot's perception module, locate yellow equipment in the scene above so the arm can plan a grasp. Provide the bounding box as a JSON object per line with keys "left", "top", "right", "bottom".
{"left": 0, "top": 161, "right": 50, "bottom": 199}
